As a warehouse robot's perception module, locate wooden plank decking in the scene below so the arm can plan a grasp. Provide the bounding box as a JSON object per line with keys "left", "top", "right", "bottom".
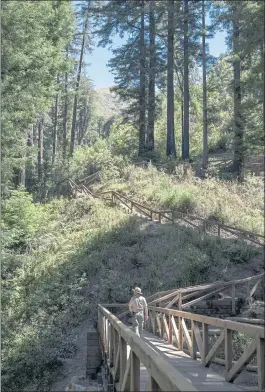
{"left": 115, "top": 329, "right": 243, "bottom": 391}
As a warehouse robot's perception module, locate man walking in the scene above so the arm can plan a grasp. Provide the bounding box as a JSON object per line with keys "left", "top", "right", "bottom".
{"left": 129, "top": 287, "right": 148, "bottom": 338}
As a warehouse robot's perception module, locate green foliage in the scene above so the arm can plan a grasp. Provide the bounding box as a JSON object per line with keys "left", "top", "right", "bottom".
{"left": 70, "top": 139, "right": 129, "bottom": 182}
{"left": 1, "top": 188, "right": 47, "bottom": 248}
{"left": 1, "top": 0, "right": 74, "bottom": 186}
{"left": 104, "top": 165, "right": 264, "bottom": 235}
{"left": 2, "top": 195, "right": 261, "bottom": 391}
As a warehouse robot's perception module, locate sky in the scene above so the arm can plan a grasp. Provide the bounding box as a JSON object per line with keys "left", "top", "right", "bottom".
{"left": 86, "top": 30, "right": 227, "bottom": 90}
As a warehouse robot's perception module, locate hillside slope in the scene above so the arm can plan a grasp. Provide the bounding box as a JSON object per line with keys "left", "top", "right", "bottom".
{"left": 2, "top": 195, "right": 263, "bottom": 392}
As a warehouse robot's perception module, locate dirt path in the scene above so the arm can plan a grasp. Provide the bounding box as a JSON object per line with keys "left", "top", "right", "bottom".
{"left": 50, "top": 318, "right": 94, "bottom": 392}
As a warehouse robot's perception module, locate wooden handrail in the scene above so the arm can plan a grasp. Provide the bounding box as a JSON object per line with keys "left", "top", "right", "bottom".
{"left": 148, "top": 306, "right": 264, "bottom": 390}
{"left": 69, "top": 180, "right": 265, "bottom": 245}
{"left": 98, "top": 305, "right": 198, "bottom": 391}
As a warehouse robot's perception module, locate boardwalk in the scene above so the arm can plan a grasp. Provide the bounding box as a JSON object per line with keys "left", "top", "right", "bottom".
{"left": 141, "top": 331, "right": 243, "bottom": 391}
{"left": 98, "top": 300, "right": 264, "bottom": 391}
{"left": 114, "top": 329, "right": 243, "bottom": 391}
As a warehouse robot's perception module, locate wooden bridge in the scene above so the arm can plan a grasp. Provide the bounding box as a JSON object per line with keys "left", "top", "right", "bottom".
{"left": 97, "top": 274, "right": 264, "bottom": 392}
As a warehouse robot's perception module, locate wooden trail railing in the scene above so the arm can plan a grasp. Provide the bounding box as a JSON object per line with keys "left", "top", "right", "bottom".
{"left": 152, "top": 272, "right": 265, "bottom": 315}
{"left": 98, "top": 304, "right": 198, "bottom": 392}
{"left": 146, "top": 306, "right": 265, "bottom": 391}
{"left": 105, "top": 273, "right": 264, "bottom": 342}
{"left": 70, "top": 179, "right": 264, "bottom": 246}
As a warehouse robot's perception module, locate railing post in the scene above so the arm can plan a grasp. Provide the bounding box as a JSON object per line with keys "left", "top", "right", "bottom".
{"left": 231, "top": 283, "right": 236, "bottom": 315}
{"left": 202, "top": 323, "right": 208, "bottom": 365}
{"left": 191, "top": 320, "right": 197, "bottom": 360}
{"left": 130, "top": 351, "right": 140, "bottom": 391}
{"left": 109, "top": 324, "right": 114, "bottom": 367}
{"left": 178, "top": 317, "right": 183, "bottom": 351}
{"left": 256, "top": 336, "right": 265, "bottom": 391}
{"left": 160, "top": 310, "right": 164, "bottom": 339}
{"left": 224, "top": 328, "right": 233, "bottom": 378}
{"left": 178, "top": 293, "right": 182, "bottom": 310}
{"left": 150, "top": 376, "right": 160, "bottom": 391}
{"left": 159, "top": 212, "right": 161, "bottom": 223}
{"left": 114, "top": 332, "right": 120, "bottom": 382}
{"left": 120, "top": 337, "right": 127, "bottom": 384}
{"left": 98, "top": 308, "right": 101, "bottom": 338}
{"left": 218, "top": 224, "right": 221, "bottom": 237}
{"left": 169, "top": 314, "right": 173, "bottom": 344}
{"left": 102, "top": 316, "right": 106, "bottom": 352}
{"left": 154, "top": 309, "right": 157, "bottom": 336}
{"left": 105, "top": 319, "right": 109, "bottom": 358}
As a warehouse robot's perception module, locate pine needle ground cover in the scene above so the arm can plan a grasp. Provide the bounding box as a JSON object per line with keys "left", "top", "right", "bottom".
{"left": 1, "top": 190, "right": 262, "bottom": 391}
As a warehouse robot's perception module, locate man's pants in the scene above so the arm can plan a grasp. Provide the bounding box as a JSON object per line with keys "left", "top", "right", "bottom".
{"left": 131, "top": 312, "right": 144, "bottom": 338}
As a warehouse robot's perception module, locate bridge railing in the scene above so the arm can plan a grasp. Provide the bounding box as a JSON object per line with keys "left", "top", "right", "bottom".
{"left": 147, "top": 306, "right": 265, "bottom": 391}
{"left": 148, "top": 272, "right": 265, "bottom": 314}
{"left": 98, "top": 304, "right": 198, "bottom": 391}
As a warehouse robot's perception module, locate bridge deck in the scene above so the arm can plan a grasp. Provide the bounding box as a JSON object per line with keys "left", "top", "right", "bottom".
{"left": 115, "top": 330, "right": 243, "bottom": 391}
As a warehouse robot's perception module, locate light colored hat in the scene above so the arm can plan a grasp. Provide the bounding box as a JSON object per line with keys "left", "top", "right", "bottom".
{"left": 132, "top": 287, "right": 142, "bottom": 295}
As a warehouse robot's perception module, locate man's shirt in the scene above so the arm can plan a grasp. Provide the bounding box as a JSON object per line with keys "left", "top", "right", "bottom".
{"left": 129, "top": 295, "right": 148, "bottom": 315}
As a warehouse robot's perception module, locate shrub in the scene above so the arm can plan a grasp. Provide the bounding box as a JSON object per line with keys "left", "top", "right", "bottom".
{"left": 1, "top": 188, "right": 47, "bottom": 248}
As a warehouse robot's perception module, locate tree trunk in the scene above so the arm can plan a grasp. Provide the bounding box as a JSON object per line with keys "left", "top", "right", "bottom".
{"left": 38, "top": 118, "right": 43, "bottom": 182}
{"left": 52, "top": 77, "right": 59, "bottom": 164}
{"left": 139, "top": 0, "right": 146, "bottom": 155}
{"left": 182, "top": 0, "right": 189, "bottom": 160}
{"left": 263, "top": 1, "right": 265, "bottom": 135}
{"left": 63, "top": 49, "right": 69, "bottom": 161}
{"left": 166, "top": 0, "right": 176, "bottom": 157}
{"left": 232, "top": 10, "right": 244, "bottom": 181}
{"left": 70, "top": 11, "right": 89, "bottom": 157}
{"left": 202, "top": 0, "right": 208, "bottom": 171}
{"left": 146, "top": 0, "right": 155, "bottom": 152}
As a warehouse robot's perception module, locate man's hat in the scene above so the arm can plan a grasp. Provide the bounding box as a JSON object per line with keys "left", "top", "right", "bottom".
{"left": 132, "top": 287, "right": 142, "bottom": 295}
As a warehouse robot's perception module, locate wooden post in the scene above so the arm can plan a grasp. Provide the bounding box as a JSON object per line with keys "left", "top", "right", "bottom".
{"left": 191, "top": 320, "right": 197, "bottom": 360}
{"left": 159, "top": 212, "right": 161, "bottom": 223}
{"left": 105, "top": 319, "right": 109, "bottom": 358}
{"left": 202, "top": 323, "right": 209, "bottom": 364}
{"left": 130, "top": 351, "right": 140, "bottom": 391}
{"left": 178, "top": 293, "right": 182, "bottom": 310}
{"left": 154, "top": 309, "right": 157, "bottom": 336}
{"left": 160, "top": 310, "right": 164, "bottom": 339}
{"left": 217, "top": 224, "right": 221, "bottom": 237}
{"left": 256, "top": 337, "right": 264, "bottom": 391}
{"left": 231, "top": 283, "right": 236, "bottom": 315}
{"left": 178, "top": 317, "right": 183, "bottom": 351}
{"left": 102, "top": 316, "right": 106, "bottom": 351}
{"left": 150, "top": 376, "right": 160, "bottom": 391}
{"left": 109, "top": 324, "right": 114, "bottom": 367}
{"left": 150, "top": 211, "right": 153, "bottom": 221}
{"left": 114, "top": 333, "right": 120, "bottom": 382}
{"left": 225, "top": 328, "right": 233, "bottom": 378}
{"left": 169, "top": 315, "right": 173, "bottom": 344}
{"left": 120, "top": 337, "right": 127, "bottom": 384}
{"left": 97, "top": 309, "right": 101, "bottom": 337}
{"left": 131, "top": 201, "right": 133, "bottom": 213}
{"left": 113, "top": 328, "right": 117, "bottom": 368}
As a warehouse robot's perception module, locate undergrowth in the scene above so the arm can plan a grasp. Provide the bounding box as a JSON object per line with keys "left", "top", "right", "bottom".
{"left": 98, "top": 164, "right": 264, "bottom": 235}
{"left": 1, "top": 190, "right": 262, "bottom": 391}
